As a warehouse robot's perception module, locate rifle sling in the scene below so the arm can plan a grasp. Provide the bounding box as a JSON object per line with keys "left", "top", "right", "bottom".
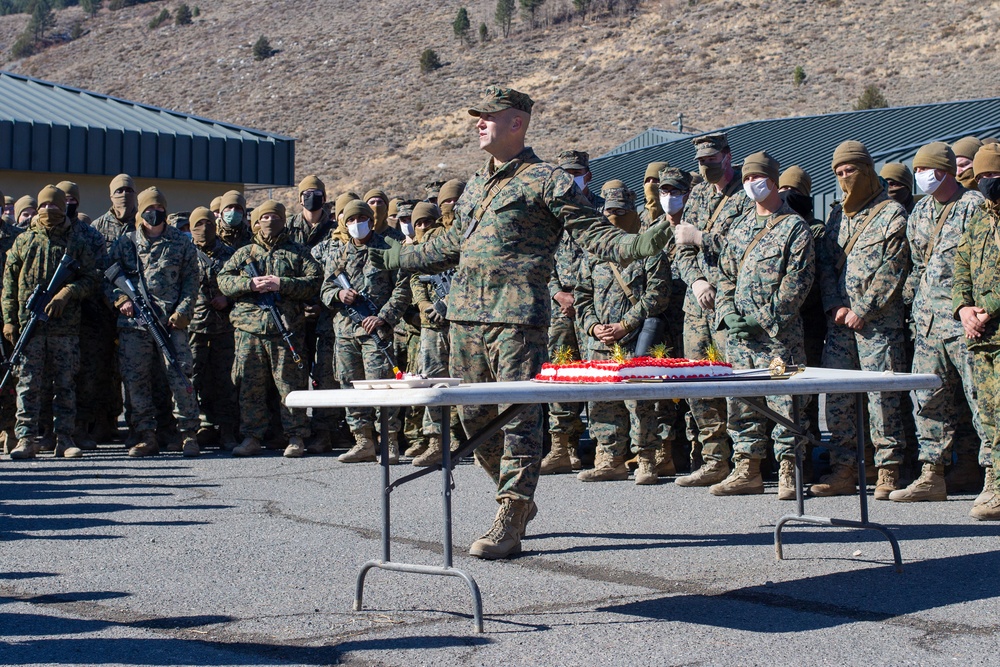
{"left": 464, "top": 161, "right": 540, "bottom": 240}
{"left": 740, "top": 214, "right": 792, "bottom": 269}
{"left": 834, "top": 199, "right": 894, "bottom": 273}
{"left": 608, "top": 264, "right": 639, "bottom": 307}
{"left": 924, "top": 198, "right": 959, "bottom": 264}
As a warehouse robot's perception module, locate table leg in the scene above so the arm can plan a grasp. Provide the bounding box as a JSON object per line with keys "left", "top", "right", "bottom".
{"left": 353, "top": 404, "right": 516, "bottom": 633}
{"left": 735, "top": 393, "right": 905, "bottom": 572}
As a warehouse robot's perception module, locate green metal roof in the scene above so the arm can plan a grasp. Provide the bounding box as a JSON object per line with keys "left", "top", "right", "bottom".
{"left": 590, "top": 97, "right": 1000, "bottom": 213}
{"left": 0, "top": 70, "right": 295, "bottom": 186}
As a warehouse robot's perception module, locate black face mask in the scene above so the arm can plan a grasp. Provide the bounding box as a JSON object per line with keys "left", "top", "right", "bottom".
{"left": 141, "top": 209, "right": 167, "bottom": 227}
{"left": 978, "top": 177, "right": 1000, "bottom": 203}
{"left": 302, "top": 192, "right": 324, "bottom": 212}
{"left": 66, "top": 203, "right": 78, "bottom": 219}
{"left": 780, "top": 190, "right": 813, "bottom": 220}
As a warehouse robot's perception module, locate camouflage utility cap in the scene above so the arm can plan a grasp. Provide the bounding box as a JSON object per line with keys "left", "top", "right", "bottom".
{"left": 658, "top": 166, "right": 693, "bottom": 192}
{"left": 693, "top": 133, "right": 729, "bottom": 158}
{"left": 468, "top": 85, "right": 534, "bottom": 116}
{"left": 600, "top": 180, "right": 635, "bottom": 211}
{"left": 558, "top": 150, "right": 589, "bottom": 171}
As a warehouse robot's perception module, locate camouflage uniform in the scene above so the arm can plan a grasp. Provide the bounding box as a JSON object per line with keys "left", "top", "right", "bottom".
{"left": 953, "top": 201, "right": 1000, "bottom": 486}
{"left": 320, "top": 231, "right": 410, "bottom": 437}
{"left": 396, "top": 147, "right": 661, "bottom": 502}
{"left": 286, "top": 209, "right": 336, "bottom": 249}
{"left": 190, "top": 238, "right": 239, "bottom": 433}
{"left": 106, "top": 226, "right": 201, "bottom": 434}
{"left": 576, "top": 245, "right": 671, "bottom": 459}
{"left": 411, "top": 226, "right": 451, "bottom": 436}
{"left": 91, "top": 208, "right": 131, "bottom": 252}
{"left": 217, "top": 222, "right": 252, "bottom": 250}
{"left": 218, "top": 233, "right": 322, "bottom": 440}
{"left": 716, "top": 203, "right": 815, "bottom": 460}
{"left": 819, "top": 194, "right": 911, "bottom": 466}
{"left": 0, "top": 221, "right": 23, "bottom": 434}
{"left": 546, "top": 189, "right": 603, "bottom": 443}
{"left": 310, "top": 237, "right": 347, "bottom": 436}
{"left": 3, "top": 222, "right": 96, "bottom": 440}
{"left": 906, "top": 188, "right": 994, "bottom": 467}
{"left": 675, "top": 169, "right": 753, "bottom": 463}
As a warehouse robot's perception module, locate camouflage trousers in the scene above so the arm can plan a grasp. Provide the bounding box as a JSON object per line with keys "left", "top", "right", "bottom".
{"left": 683, "top": 308, "right": 730, "bottom": 462}
{"left": 727, "top": 328, "right": 810, "bottom": 460}
{"left": 912, "top": 332, "right": 993, "bottom": 467}
{"left": 823, "top": 316, "right": 907, "bottom": 466}
{"left": 547, "top": 312, "right": 584, "bottom": 437}
{"left": 233, "top": 329, "right": 310, "bottom": 440}
{"left": 14, "top": 334, "right": 79, "bottom": 440}
{"left": 654, "top": 317, "right": 687, "bottom": 449}
{"left": 970, "top": 346, "right": 1000, "bottom": 487}
{"left": 335, "top": 334, "right": 400, "bottom": 436}
{"left": 450, "top": 322, "right": 546, "bottom": 502}
{"left": 311, "top": 328, "right": 345, "bottom": 434}
{"left": 402, "top": 329, "right": 423, "bottom": 444}
{"left": 587, "top": 351, "right": 658, "bottom": 457}
{"left": 120, "top": 328, "right": 200, "bottom": 434}
{"left": 419, "top": 326, "right": 450, "bottom": 435}
{"left": 190, "top": 330, "right": 239, "bottom": 430}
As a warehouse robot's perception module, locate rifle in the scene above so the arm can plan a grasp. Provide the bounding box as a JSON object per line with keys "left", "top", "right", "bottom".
{"left": 243, "top": 259, "right": 303, "bottom": 369}
{"left": 0, "top": 253, "right": 79, "bottom": 392}
{"left": 417, "top": 269, "right": 454, "bottom": 318}
{"left": 333, "top": 272, "right": 401, "bottom": 377}
{"left": 104, "top": 262, "right": 194, "bottom": 394}
{"left": 633, "top": 316, "right": 667, "bottom": 357}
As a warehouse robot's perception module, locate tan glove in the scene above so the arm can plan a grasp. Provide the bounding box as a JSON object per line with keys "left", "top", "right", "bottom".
{"left": 691, "top": 279, "right": 716, "bottom": 310}
{"left": 3, "top": 324, "right": 17, "bottom": 344}
{"left": 168, "top": 312, "right": 191, "bottom": 330}
{"left": 674, "top": 222, "right": 703, "bottom": 247}
{"left": 44, "top": 286, "right": 73, "bottom": 319}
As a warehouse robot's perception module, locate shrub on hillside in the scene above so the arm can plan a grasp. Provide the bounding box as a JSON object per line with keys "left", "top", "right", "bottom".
{"left": 854, "top": 84, "right": 888, "bottom": 110}
{"left": 479, "top": 22, "right": 488, "bottom": 43}
{"left": 793, "top": 65, "right": 806, "bottom": 87}
{"left": 252, "top": 35, "right": 273, "bottom": 60}
{"left": 175, "top": 3, "right": 192, "bottom": 25}
{"left": 419, "top": 48, "right": 442, "bottom": 73}
{"left": 148, "top": 7, "right": 169, "bottom": 29}
{"left": 10, "top": 31, "right": 35, "bottom": 58}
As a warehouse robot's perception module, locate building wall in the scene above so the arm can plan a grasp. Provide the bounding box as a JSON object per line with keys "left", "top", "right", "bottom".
{"left": 0, "top": 170, "right": 242, "bottom": 217}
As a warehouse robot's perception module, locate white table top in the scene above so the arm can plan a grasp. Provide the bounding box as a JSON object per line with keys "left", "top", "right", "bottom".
{"left": 285, "top": 367, "right": 941, "bottom": 409}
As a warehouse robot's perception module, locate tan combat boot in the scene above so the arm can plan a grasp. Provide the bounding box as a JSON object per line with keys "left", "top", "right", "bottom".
{"left": 540, "top": 433, "right": 573, "bottom": 474}
{"left": 889, "top": 462, "right": 947, "bottom": 502}
{"left": 9, "top": 437, "right": 38, "bottom": 460}
{"left": 232, "top": 436, "right": 262, "bottom": 457}
{"left": 709, "top": 456, "right": 764, "bottom": 496}
{"left": 403, "top": 435, "right": 427, "bottom": 458}
{"left": 284, "top": 436, "right": 305, "bottom": 458}
{"left": 305, "top": 429, "right": 331, "bottom": 455}
{"left": 809, "top": 463, "right": 858, "bottom": 497}
{"left": 339, "top": 427, "right": 377, "bottom": 463}
{"left": 974, "top": 467, "right": 996, "bottom": 507}
{"left": 777, "top": 458, "right": 797, "bottom": 500}
{"left": 412, "top": 435, "right": 443, "bottom": 467}
{"left": 634, "top": 450, "right": 659, "bottom": 486}
{"left": 74, "top": 421, "right": 98, "bottom": 451}
{"left": 577, "top": 450, "right": 629, "bottom": 482}
{"left": 874, "top": 465, "right": 899, "bottom": 501}
{"left": 386, "top": 433, "right": 400, "bottom": 465}
{"left": 181, "top": 431, "right": 200, "bottom": 457}
{"left": 970, "top": 493, "right": 1000, "bottom": 520}
{"left": 1, "top": 428, "right": 17, "bottom": 454}
{"left": 676, "top": 459, "right": 730, "bottom": 487}
{"left": 945, "top": 456, "right": 983, "bottom": 494}
{"left": 128, "top": 430, "right": 160, "bottom": 457}
{"left": 655, "top": 442, "right": 676, "bottom": 477}
{"left": 468, "top": 498, "right": 532, "bottom": 560}
{"left": 54, "top": 435, "right": 83, "bottom": 459}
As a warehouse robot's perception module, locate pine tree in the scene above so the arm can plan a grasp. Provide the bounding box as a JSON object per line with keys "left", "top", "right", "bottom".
{"left": 495, "top": 0, "right": 514, "bottom": 38}
{"left": 252, "top": 35, "right": 273, "bottom": 61}
{"left": 519, "top": 0, "right": 545, "bottom": 29}
{"left": 175, "top": 3, "right": 193, "bottom": 25}
{"left": 453, "top": 7, "right": 470, "bottom": 46}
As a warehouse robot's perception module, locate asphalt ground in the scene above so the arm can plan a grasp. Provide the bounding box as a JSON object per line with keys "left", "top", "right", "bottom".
{"left": 2, "top": 439, "right": 999, "bottom": 667}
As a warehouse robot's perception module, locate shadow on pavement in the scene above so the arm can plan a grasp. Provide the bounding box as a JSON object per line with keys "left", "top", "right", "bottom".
{"left": 599, "top": 549, "right": 1000, "bottom": 632}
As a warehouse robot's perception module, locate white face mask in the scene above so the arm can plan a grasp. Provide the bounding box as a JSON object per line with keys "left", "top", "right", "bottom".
{"left": 573, "top": 175, "right": 586, "bottom": 191}
{"left": 915, "top": 169, "right": 944, "bottom": 195}
{"left": 661, "top": 193, "right": 685, "bottom": 215}
{"left": 347, "top": 218, "right": 371, "bottom": 240}
{"left": 400, "top": 221, "right": 415, "bottom": 238}
{"left": 743, "top": 178, "right": 773, "bottom": 203}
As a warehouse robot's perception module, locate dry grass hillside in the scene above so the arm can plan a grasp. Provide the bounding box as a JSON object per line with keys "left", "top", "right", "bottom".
{"left": 1, "top": 0, "right": 997, "bottom": 204}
